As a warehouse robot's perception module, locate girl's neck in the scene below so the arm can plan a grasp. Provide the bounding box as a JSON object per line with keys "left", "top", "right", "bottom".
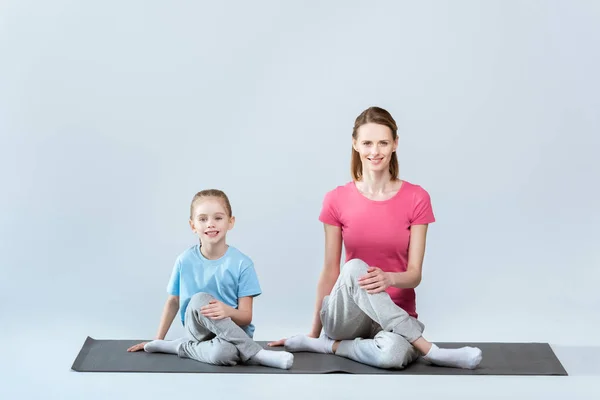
{"left": 200, "top": 241, "right": 229, "bottom": 260}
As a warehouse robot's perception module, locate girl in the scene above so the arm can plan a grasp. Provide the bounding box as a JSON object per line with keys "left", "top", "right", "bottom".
{"left": 269, "top": 107, "right": 483, "bottom": 370}
{"left": 127, "top": 189, "right": 294, "bottom": 370}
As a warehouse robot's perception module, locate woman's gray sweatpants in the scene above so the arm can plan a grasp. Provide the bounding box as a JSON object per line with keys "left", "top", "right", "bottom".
{"left": 177, "top": 292, "right": 263, "bottom": 366}
{"left": 321, "top": 258, "right": 426, "bottom": 369}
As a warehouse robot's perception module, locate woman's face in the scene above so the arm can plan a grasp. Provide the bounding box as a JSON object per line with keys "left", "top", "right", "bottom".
{"left": 353, "top": 123, "right": 398, "bottom": 174}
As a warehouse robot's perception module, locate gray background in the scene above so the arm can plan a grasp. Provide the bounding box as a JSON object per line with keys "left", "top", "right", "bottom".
{"left": 1, "top": 0, "right": 598, "bottom": 399}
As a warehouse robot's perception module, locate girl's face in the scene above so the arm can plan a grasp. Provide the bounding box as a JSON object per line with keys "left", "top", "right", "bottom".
{"left": 353, "top": 123, "right": 398, "bottom": 174}
{"left": 189, "top": 197, "right": 235, "bottom": 245}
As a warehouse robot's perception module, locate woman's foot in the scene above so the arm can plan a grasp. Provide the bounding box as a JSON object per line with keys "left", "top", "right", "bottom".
{"left": 284, "top": 334, "right": 335, "bottom": 354}
{"left": 423, "top": 344, "right": 483, "bottom": 369}
{"left": 143, "top": 338, "right": 188, "bottom": 355}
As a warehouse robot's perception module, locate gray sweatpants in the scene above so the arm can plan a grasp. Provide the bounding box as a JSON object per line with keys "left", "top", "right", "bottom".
{"left": 177, "top": 292, "right": 263, "bottom": 366}
{"left": 320, "top": 258, "right": 426, "bottom": 369}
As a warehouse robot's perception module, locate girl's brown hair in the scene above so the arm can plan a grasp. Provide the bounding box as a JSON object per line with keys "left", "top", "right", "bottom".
{"left": 189, "top": 189, "right": 232, "bottom": 218}
{"left": 351, "top": 106, "right": 399, "bottom": 181}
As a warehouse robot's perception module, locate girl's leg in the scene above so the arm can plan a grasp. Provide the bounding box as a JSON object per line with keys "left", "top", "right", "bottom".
{"left": 178, "top": 337, "right": 240, "bottom": 366}
{"left": 182, "top": 292, "right": 293, "bottom": 369}
{"left": 143, "top": 309, "right": 241, "bottom": 366}
{"left": 145, "top": 293, "right": 294, "bottom": 369}
{"left": 144, "top": 323, "right": 239, "bottom": 366}
{"left": 182, "top": 292, "right": 260, "bottom": 361}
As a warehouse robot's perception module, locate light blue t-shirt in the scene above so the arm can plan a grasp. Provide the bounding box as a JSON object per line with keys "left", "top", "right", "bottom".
{"left": 166, "top": 245, "right": 262, "bottom": 337}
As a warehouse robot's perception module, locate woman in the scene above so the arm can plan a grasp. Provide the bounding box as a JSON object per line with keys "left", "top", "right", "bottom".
{"left": 268, "top": 106, "right": 482, "bottom": 370}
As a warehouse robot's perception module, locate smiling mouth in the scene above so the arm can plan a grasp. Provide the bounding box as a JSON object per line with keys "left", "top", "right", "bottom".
{"left": 204, "top": 231, "right": 219, "bottom": 237}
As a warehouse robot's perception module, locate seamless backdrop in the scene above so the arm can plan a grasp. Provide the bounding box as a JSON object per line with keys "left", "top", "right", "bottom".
{"left": 1, "top": 1, "right": 599, "bottom": 399}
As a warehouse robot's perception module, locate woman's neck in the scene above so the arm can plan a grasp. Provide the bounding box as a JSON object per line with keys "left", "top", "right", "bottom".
{"left": 358, "top": 169, "right": 396, "bottom": 195}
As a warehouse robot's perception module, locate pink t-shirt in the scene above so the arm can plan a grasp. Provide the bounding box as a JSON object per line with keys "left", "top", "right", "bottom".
{"left": 319, "top": 180, "right": 435, "bottom": 319}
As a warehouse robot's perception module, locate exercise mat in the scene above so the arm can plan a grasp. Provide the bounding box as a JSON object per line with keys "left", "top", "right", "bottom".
{"left": 71, "top": 337, "right": 568, "bottom": 375}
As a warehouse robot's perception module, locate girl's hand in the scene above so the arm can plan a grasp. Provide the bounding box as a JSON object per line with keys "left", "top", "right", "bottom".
{"left": 127, "top": 342, "right": 149, "bottom": 352}
{"left": 200, "top": 299, "right": 233, "bottom": 320}
{"left": 358, "top": 266, "right": 393, "bottom": 294}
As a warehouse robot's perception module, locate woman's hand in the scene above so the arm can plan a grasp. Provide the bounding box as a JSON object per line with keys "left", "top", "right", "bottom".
{"left": 358, "top": 266, "right": 394, "bottom": 294}
{"left": 127, "top": 342, "right": 149, "bottom": 352}
{"left": 200, "top": 299, "right": 233, "bottom": 320}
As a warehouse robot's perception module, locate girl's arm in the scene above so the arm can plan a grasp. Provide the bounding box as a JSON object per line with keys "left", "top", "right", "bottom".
{"left": 154, "top": 295, "right": 180, "bottom": 339}
{"left": 309, "top": 223, "right": 343, "bottom": 338}
{"left": 127, "top": 295, "right": 179, "bottom": 352}
{"left": 228, "top": 296, "right": 253, "bottom": 327}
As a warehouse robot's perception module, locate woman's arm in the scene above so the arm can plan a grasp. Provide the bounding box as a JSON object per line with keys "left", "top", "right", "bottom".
{"left": 309, "top": 223, "right": 343, "bottom": 337}
{"left": 358, "top": 224, "right": 430, "bottom": 293}
{"left": 390, "top": 224, "right": 429, "bottom": 289}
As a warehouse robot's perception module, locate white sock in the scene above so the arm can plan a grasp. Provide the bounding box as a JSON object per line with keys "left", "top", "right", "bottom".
{"left": 143, "top": 338, "right": 188, "bottom": 355}
{"left": 423, "top": 343, "right": 483, "bottom": 369}
{"left": 248, "top": 349, "right": 294, "bottom": 370}
{"left": 284, "top": 334, "right": 335, "bottom": 354}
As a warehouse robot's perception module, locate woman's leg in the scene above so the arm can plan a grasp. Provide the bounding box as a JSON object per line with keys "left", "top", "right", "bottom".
{"left": 336, "top": 328, "right": 421, "bottom": 369}
{"left": 322, "top": 259, "right": 424, "bottom": 342}
{"left": 287, "top": 259, "right": 482, "bottom": 369}
{"left": 284, "top": 259, "right": 398, "bottom": 354}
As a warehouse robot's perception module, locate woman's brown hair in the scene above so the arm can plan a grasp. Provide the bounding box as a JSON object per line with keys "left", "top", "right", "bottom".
{"left": 351, "top": 106, "right": 399, "bottom": 181}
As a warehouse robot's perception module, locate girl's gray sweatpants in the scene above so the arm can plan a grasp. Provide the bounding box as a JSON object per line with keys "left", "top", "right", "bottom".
{"left": 321, "top": 258, "right": 425, "bottom": 369}
{"left": 177, "top": 292, "right": 263, "bottom": 366}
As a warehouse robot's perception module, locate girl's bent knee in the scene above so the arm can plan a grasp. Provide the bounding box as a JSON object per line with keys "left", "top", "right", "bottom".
{"left": 189, "top": 292, "right": 214, "bottom": 308}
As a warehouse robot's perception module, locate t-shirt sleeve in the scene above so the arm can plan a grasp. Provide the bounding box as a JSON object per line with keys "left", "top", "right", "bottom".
{"left": 318, "top": 189, "right": 342, "bottom": 226}
{"left": 166, "top": 258, "right": 181, "bottom": 296}
{"left": 237, "top": 262, "right": 262, "bottom": 298}
{"left": 410, "top": 187, "right": 436, "bottom": 225}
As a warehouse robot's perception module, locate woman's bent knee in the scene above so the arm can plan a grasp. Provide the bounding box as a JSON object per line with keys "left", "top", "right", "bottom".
{"left": 373, "top": 333, "right": 414, "bottom": 369}
{"left": 341, "top": 259, "right": 369, "bottom": 280}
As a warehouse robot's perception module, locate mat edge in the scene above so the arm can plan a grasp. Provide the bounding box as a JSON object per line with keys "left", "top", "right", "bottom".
{"left": 71, "top": 336, "right": 95, "bottom": 372}
{"left": 71, "top": 338, "right": 570, "bottom": 376}
{"left": 546, "top": 343, "right": 570, "bottom": 376}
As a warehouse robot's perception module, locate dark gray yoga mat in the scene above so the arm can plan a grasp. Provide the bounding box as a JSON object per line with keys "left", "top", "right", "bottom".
{"left": 71, "top": 336, "right": 568, "bottom": 375}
